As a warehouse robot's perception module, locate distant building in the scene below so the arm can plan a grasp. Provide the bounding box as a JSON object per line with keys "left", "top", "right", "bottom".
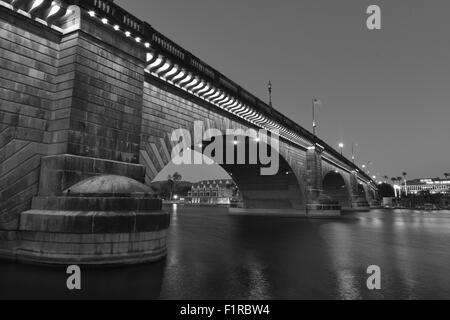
{"left": 187, "top": 179, "right": 237, "bottom": 204}
{"left": 401, "top": 178, "right": 450, "bottom": 194}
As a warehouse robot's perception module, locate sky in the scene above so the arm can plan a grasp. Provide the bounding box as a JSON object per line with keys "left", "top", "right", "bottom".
{"left": 117, "top": 0, "right": 450, "bottom": 182}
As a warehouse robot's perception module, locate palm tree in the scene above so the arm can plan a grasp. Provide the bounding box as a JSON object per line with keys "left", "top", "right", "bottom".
{"left": 396, "top": 177, "right": 402, "bottom": 196}
{"left": 390, "top": 177, "right": 400, "bottom": 197}
{"left": 402, "top": 172, "right": 408, "bottom": 194}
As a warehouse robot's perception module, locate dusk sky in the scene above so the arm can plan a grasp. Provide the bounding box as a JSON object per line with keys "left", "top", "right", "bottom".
{"left": 117, "top": 0, "right": 450, "bottom": 182}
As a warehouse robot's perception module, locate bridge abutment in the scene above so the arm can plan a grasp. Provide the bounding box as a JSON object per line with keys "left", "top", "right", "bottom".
{"left": 0, "top": 2, "right": 169, "bottom": 265}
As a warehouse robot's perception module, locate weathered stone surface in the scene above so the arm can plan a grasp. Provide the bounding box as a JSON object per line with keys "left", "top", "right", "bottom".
{"left": 13, "top": 173, "right": 169, "bottom": 265}
{"left": 65, "top": 175, "right": 153, "bottom": 196}
{"left": 31, "top": 197, "right": 162, "bottom": 212}
{"left": 0, "top": 230, "right": 167, "bottom": 265}
{"left": 20, "top": 209, "right": 169, "bottom": 234}
{"left": 38, "top": 155, "right": 146, "bottom": 197}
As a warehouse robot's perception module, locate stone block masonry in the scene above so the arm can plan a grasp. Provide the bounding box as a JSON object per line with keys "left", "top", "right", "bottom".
{"left": 0, "top": 5, "right": 148, "bottom": 230}
{"left": 1, "top": 7, "right": 63, "bottom": 230}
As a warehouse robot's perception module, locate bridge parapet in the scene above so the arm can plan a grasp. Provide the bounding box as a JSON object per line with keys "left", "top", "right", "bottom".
{"left": 1, "top": 0, "right": 75, "bottom": 28}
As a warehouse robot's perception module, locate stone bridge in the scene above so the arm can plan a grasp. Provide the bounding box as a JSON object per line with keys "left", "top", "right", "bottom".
{"left": 0, "top": 0, "right": 379, "bottom": 233}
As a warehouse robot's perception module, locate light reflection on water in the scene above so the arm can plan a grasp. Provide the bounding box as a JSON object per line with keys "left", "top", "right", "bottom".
{"left": 0, "top": 208, "right": 450, "bottom": 299}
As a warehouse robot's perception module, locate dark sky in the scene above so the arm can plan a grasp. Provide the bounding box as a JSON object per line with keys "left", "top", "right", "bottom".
{"left": 117, "top": 0, "right": 450, "bottom": 182}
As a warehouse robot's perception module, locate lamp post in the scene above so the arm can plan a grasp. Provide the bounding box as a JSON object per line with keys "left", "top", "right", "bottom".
{"left": 312, "top": 98, "right": 321, "bottom": 137}
{"left": 351, "top": 143, "right": 358, "bottom": 163}
{"left": 362, "top": 161, "right": 372, "bottom": 174}
{"left": 402, "top": 172, "right": 408, "bottom": 195}
{"left": 339, "top": 142, "right": 344, "bottom": 156}
{"left": 268, "top": 81, "right": 272, "bottom": 107}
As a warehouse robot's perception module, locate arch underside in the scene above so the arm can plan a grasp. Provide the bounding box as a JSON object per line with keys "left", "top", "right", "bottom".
{"left": 322, "top": 171, "right": 351, "bottom": 208}
{"left": 203, "top": 134, "right": 304, "bottom": 209}
{"left": 221, "top": 159, "right": 303, "bottom": 210}
{"left": 143, "top": 133, "right": 305, "bottom": 210}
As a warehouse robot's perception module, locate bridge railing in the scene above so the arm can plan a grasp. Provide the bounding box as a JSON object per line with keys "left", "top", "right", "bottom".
{"left": 65, "top": 0, "right": 375, "bottom": 185}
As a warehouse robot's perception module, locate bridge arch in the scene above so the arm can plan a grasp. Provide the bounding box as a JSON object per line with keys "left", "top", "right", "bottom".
{"left": 219, "top": 139, "right": 305, "bottom": 210}
{"left": 321, "top": 170, "right": 352, "bottom": 208}
{"left": 141, "top": 122, "right": 306, "bottom": 210}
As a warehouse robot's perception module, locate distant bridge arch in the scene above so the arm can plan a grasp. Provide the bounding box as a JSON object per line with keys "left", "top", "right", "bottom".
{"left": 322, "top": 171, "right": 352, "bottom": 208}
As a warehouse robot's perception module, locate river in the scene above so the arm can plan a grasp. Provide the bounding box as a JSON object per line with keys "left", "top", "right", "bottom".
{"left": 1, "top": 207, "right": 449, "bottom": 299}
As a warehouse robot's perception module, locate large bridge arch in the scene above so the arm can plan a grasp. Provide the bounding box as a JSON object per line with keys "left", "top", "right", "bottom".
{"left": 219, "top": 138, "right": 305, "bottom": 210}
{"left": 141, "top": 118, "right": 306, "bottom": 210}
{"left": 319, "top": 159, "right": 373, "bottom": 210}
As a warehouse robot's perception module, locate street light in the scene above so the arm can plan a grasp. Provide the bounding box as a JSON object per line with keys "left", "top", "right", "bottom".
{"left": 352, "top": 143, "right": 358, "bottom": 163}
{"left": 362, "top": 161, "right": 372, "bottom": 172}
{"left": 267, "top": 81, "right": 272, "bottom": 107}
{"left": 338, "top": 142, "right": 344, "bottom": 155}
{"left": 312, "top": 98, "right": 322, "bottom": 137}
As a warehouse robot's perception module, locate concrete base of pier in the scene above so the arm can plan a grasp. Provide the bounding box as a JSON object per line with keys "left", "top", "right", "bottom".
{"left": 0, "top": 229, "right": 168, "bottom": 266}
{"left": 0, "top": 175, "right": 170, "bottom": 266}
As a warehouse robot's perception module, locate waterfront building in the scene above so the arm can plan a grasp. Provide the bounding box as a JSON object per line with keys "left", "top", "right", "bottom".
{"left": 400, "top": 178, "right": 450, "bottom": 195}
{"left": 187, "top": 179, "right": 237, "bottom": 204}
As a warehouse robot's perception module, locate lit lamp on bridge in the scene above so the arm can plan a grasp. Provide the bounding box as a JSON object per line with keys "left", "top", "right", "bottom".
{"left": 352, "top": 143, "right": 358, "bottom": 163}
{"left": 312, "top": 98, "right": 322, "bottom": 138}
{"left": 338, "top": 142, "right": 344, "bottom": 155}
{"left": 362, "top": 161, "right": 372, "bottom": 173}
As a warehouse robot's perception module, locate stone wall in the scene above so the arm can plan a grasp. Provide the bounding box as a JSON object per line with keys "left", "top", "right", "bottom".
{"left": 65, "top": 13, "right": 146, "bottom": 163}
{"left": 0, "top": 8, "right": 63, "bottom": 229}
{"left": 0, "top": 7, "right": 148, "bottom": 230}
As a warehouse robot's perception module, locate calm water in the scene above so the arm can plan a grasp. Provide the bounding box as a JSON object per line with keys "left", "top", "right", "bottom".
{"left": 1, "top": 207, "right": 450, "bottom": 300}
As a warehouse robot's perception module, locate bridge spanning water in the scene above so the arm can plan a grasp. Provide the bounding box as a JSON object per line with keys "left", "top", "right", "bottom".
{"left": 0, "top": 0, "right": 378, "bottom": 265}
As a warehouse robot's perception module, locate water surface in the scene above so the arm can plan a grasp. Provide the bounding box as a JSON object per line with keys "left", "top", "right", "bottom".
{"left": 1, "top": 207, "right": 449, "bottom": 299}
